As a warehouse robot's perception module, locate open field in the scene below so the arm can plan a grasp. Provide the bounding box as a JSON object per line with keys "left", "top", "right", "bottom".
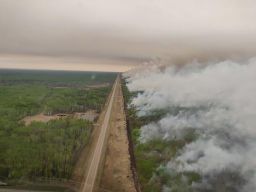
{"left": 0, "top": 69, "right": 116, "bottom": 189}
{"left": 22, "top": 110, "right": 98, "bottom": 125}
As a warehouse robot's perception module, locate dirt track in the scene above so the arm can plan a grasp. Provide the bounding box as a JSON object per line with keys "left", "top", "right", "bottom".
{"left": 80, "top": 77, "right": 118, "bottom": 192}
{"left": 72, "top": 76, "right": 136, "bottom": 192}
{"left": 71, "top": 78, "right": 116, "bottom": 185}
{"left": 98, "top": 77, "right": 136, "bottom": 192}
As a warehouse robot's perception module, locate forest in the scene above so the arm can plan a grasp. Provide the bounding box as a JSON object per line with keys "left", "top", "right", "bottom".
{"left": 0, "top": 69, "right": 116, "bottom": 184}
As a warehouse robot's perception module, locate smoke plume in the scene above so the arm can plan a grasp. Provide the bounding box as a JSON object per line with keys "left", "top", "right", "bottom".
{"left": 125, "top": 60, "right": 256, "bottom": 191}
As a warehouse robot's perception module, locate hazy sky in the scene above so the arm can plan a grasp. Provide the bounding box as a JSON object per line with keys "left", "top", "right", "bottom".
{"left": 0, "top": 0, "right": 256, "bottom": 71}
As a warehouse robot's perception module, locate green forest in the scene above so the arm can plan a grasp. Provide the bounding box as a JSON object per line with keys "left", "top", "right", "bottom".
{"left": 0, "top": 70, "right": 116, "bottom": 183}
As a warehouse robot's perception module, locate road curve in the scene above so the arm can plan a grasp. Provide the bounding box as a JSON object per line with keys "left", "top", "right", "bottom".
{"left": 80, "top": 76, "right": 119, "bottom": 192}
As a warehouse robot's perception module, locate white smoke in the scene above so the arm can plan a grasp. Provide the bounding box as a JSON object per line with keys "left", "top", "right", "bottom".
{"left": 125, "top": 59, "right": 256, "bottom": 191}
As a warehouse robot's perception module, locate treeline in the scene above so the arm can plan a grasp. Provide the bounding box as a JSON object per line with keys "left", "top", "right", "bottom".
{"left": 0, "top": 71, "right": 115, "bottom": 183}
{"left": 0, "top": 69, "right": 117, "bottom": 87}
{"left": 0, "top": 84, "right": 106, "bottom": 181}
{"left": 44, "top": 86, "right": 111, "bottom": 114}
{"left": 0, "top": 85, "right": 110, "bottom": 119}
{"left": 0, "top": 118, "right": 92, "bottom": 180}
{"left": 0, "top": 84, "right": 100, "bottom": 181}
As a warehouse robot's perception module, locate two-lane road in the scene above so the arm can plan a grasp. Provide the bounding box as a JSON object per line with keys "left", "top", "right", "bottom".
{"left": 80, "top": 76, "right": 119, "bottom": 192}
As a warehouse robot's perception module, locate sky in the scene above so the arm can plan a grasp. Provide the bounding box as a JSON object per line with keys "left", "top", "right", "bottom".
{"left": 0, "top": 0, "right": 256, "bottom": 71}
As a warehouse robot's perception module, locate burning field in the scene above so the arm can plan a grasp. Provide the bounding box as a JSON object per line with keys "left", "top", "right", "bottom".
{"left": 124, "top": 60, "right": 256, "bottom": 192}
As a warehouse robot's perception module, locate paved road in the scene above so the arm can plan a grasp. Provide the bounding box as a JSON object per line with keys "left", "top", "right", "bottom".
{"left": 80, "top": 76, "right": 119, "bottom": 192}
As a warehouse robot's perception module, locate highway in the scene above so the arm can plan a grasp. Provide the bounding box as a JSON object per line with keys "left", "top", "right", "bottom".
{"left": 80, "top": 76, "right": 119, "bottom": 192}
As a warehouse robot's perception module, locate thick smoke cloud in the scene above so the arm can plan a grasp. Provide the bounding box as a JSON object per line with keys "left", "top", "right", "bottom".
{"left": 1, "top": 0, "right": 256, "bottom": 64}
{"left": 125, "top": 60, "right": 256, "bottom": 191}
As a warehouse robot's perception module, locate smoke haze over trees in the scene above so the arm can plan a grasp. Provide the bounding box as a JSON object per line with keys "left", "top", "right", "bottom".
{"left": 125, "top": 60, "right": 256, "bottom": 191}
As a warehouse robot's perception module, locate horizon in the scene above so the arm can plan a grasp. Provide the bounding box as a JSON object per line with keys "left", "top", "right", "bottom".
{"left": 1, "top": 0, "right": 256, "bottom": 71}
